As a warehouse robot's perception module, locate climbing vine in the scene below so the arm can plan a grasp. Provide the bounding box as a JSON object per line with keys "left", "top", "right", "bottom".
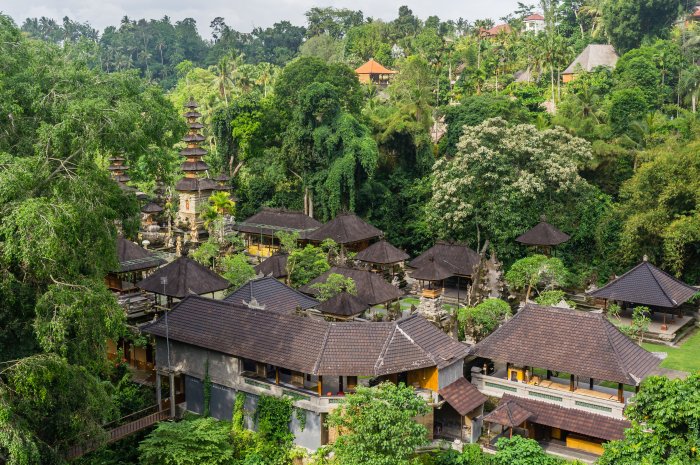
{"left": 295, "top": 407, "right": 306, "bottom": 432}
{"left": 255, "top": 395, "right": 294, "bottom": 445}
{"left": 232, "top": 391, "right": 247, "bottom": 433}
{"left": 203, "top": 359, "right": 212, "bottom": 418}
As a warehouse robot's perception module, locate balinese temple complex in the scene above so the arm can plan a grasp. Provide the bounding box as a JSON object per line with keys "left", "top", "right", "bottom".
{"left": 175, "top": 98, "right": 218, "bottom": 231}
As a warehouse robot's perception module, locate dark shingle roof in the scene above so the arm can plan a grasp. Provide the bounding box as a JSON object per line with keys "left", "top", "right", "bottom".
{"left": 408, "top": 241, "right": 480, "bottom": 277}
{"left": 115, "top": 237, "right": 165, "bottom": 273}
{"left": 254, "top": 253, "right": 288, "bottom": 279}
{"left": 483, "top": 399, "right": 533, "bottom": 428}
{"left": 175, "top": 177, "right": 218, "bottom": 192}
{"left": 470, "top": 304, "right": 661, "bottom": 385}
{"left": 497, "top": 395, "right": 629, "bottom": 441}
{"left": 300, "top": 267, "right": 404, "bottom": 306}
{"left": 234, "top": 208, "right": 322, "bottom": 237}
{"left": 515, "top": 220, "right": 570, "bottom": 246}
{"left": 439, "top": 377, "right": 487, "bottom": 416}
{"left": 136, "top": 256, "right": 230, "bottom": 298}
{"left": 141, "top": 202, "right": 163, "bottom": 214}
{"left": 223, "top": 276, "right": 319, "bottom": 314}
{"left": 316, "top": 292, "right": 368, "bottom": 318}
{"left": 355, "top": 239, "right": 409, "bottom": 265}
{"left": 411, "top": 257, "right": 454, "bottom": 281}
{"left": 563, "top": 44, "right": 619, "bottom": 75}
{"left": 588, "top": 260, "right": 698, "bottom": 308}
{"left": 142, "top": 296, "right": 468, "bottom": 376}
{"left": 306, "top": 213, "right": 382, "bottom": 244}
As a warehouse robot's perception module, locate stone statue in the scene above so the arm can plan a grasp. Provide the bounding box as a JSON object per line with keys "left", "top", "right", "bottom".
{"left": 175, "top": 236, "right": 182, "bottom": 257}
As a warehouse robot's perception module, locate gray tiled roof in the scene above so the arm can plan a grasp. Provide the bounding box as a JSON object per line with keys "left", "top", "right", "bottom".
{"left": 470, "top": 304, "right": 661, "bottom": 385}
{"left": 115, "top": 237, "right": 165, "bottom": 273}
{"left": 588, "top": 260, "right": 698, "bottom": 308}
{"left": 254, "top": 253, "right": 288, "bottom": 279}
{"left": 563, "top": 44, "right": 619, "bottom": 75}
{"left": 223, "top": 276, "right": 319, "bottom": 314}
{"left": 234, "top": 208, "right": 322, "bottom": 237}
{"left": 316, "top": 292, "right": 368, "bottom": 317}
{"left": 355, "top": 239, "right": 409, "bottom": 265}
{"left": 142, "top": 296, "right": 468, "bottom": 376}
{"left": 439, "top": 377, "right": 487, "bottom": 416}
{"left": 300, "top": 267, "right": 404, "bottom": 305}
{"left": 306, "top": 213, "right": 382, "bottom": 244}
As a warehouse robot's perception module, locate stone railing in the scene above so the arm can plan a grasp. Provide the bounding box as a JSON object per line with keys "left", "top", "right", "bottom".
{"left": 237, "top": 375, "right": 343, "bottom": 413}
{"left": 471, "top": 373, "right": 626, "bottom": 419}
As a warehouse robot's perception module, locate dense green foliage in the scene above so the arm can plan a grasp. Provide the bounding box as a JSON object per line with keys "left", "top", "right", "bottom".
{"left": 505, "top": 255, "right": 569, "bottom": 300}
{"left": 327, "top": 383, "right": 429, "bottom": 465}
{"left": 458, "top": 298, "right": 512, "bottom": 342}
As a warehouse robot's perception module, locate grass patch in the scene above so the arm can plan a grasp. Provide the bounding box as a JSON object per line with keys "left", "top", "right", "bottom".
{"left": 642, "top": 329, "right": 700, "bottom": 373}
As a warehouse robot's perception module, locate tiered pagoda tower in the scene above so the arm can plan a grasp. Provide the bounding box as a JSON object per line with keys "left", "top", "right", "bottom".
{"left": 108, "top": 156, "right": 131, "bottom": 186}
{"left": 175, "top": 97, "right": 216, "bottom": 228}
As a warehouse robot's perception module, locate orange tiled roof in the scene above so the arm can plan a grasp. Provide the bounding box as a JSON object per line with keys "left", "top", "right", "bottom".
{"left": 355, "top": 58, "right": 397, "bottom": 75}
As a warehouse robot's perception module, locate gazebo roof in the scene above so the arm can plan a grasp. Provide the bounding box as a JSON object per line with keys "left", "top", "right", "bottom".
{"left": 114, "top": 237, "right": 165, "bottom": 273}
{"left": 588, "top": 260, "right": 698, "bottom": 308}
{"left": 234, "top": 208, "right": 322, "bottom": 238}
{"left": 408, "top": 241, "right": 480, "bottom": 277}
{"left": 141, "top": 202, "right": 163, "bottom": 214}
{"left": 137, "top": 256, "right": 230, "bottom": 298}
{"left": 411, "top": 257, "right": 454, "bottom": 282}
{"left": 515, "top": 218, "right": 570, "bottom": 246}
{"left": 563, "top": 44, "right": 619, "bottom": 75}
{"left": 355, "top": 239, "right": 409, "bottom": 265}
{"left": 306, "top": 213, "right": 382, "bottom": 245}
{"left": 483, "top": 399, "right": 532, "bottom": 428}
{"left": 470, "top": 304, "right": 661, "bottom": 385}
{"left": 354, "top": 58, "right": 397, "bottom": 75}
{"left": 254, "top": 253, "right": 288, "bottom": 279}
{"left": 438, "top": 377, "right": 487, "bottom": 416}
{"left": 300, "top": 266, "right": 404, "bottom": 306}
{"left": 316, "top": 291, "right": 369, "bottom": 318}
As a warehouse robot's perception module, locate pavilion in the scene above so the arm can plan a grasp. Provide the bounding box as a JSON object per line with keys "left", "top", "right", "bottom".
{"left": 411, "top": 257, "right": 454, "bottom": 299}
{"left": 316, "top": 291, "right": 369, "bottom": 321}
{"left": 588, "top": 258, "right": 698, "bottom": 333}
{"left": 234, "top": 208, "right": 322, "bottom": 258}
{"left": 408, "top": 241, "right": 481, "bottom": 303}
{"left": 106, "top": 237, "right": 165, "bottom": 292}
{"left": 306, "top": 213, "right": 383, "bottom": 253}
{"left": 141, "top": 202, "right": 163, "bottom": 228}
{"left": 300, "top": 266, "right": 404, "bottom": 307}
{"left": 355, "top": 239, "right": 409, "bottom": 274}
{"left": 515, "top": 216, "right": 570, "bottom": 255}
{"left": 137, "top": 256, "right": 230, "bottom": 306}
{"left": 354, "top": 58, "right": 397, "bottom": 87}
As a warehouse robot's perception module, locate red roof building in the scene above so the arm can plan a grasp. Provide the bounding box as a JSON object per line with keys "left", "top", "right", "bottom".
{"left": 354, "top": 58, "right": 397, "bottom": 86}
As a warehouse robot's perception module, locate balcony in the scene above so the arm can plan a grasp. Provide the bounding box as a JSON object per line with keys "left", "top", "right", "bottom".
{"left": 471, "top": 372, "right": 627, "bottom": 419}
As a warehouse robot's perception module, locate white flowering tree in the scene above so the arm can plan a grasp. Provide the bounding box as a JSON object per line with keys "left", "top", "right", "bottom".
{"left": 428, "top": 117, "right": 594, "bottom": 261}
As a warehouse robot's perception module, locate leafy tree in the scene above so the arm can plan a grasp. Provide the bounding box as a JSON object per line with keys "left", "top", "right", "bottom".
{"left": 310, "top": 273, "right": 356, "bottom": 301}
{"left": 327, "top": 382, "right": 429, "bottom": 465}
{"left": 602, "top": 0, "right": 682, "bottom": 53}
{"left": 287, "top": 244, "right": 330, "bottom": 287}
{"left": 305, "top": 7, "right": 364, "bottom": 39}
{"left": 505, "top": 255, "right": 569, "bottom": 301}
{"left": 533, "top": 290, "right": 576, "bottom": 308}
{"left": 428, "top": 118, "right": 595, "bottom": 263}
{"left": 494, "top": 436, "right": 563, "bottom": 465}
{"left": 598, "top": 374, "right": 700, "bottom": 464}
{"left": 138, "top": 417, "right": 235, "bottom": 465}
{"left": 220, "top": 253, "right": 254, "bottom": 289}
{"left": 458, "top": 298, "right": 512, "bottom": 342}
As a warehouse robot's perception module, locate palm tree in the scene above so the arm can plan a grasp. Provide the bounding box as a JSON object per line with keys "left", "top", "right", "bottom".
{"left": 679, "top": 66, "right": 700, "bottom": 113}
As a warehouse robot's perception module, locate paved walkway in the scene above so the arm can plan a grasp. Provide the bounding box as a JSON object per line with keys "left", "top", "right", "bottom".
{"left": 540, "top": 441, "right": 599, "bottom": 464}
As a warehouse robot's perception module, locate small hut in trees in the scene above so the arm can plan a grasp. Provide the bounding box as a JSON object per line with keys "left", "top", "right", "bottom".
{"left": 354, "top": 59, "right": 397, "bottom": 87}
{"left": 515, "top": 216, "right": 570, "bottom": 256}
{"left": 300, "top": 266, "right": 404, "bottom": 308}
{"left": 137, "top": 256, "right": 230, "bottom": 307}
{"left": 106, "top": 237, "right": 166, "bottom": 292}
{"left": 306, "top": 213, "right": 382, "bottom": 253}
{"left": 411, "top": 257, "right": 454, "bottom": 299}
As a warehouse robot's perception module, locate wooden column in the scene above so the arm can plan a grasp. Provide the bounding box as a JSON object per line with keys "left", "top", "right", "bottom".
{"left": 569, "top": 374, "right": 575, "bottom": 392}
{"left": 589, "top": 378, "right": 594, "bottom": 390}
{"left": 339, "top": 376, "right": 344, "bottom": 393}
{"left": 317, "top": 376, "right": 323, "bottom": 396}
{"left": 275, "top": 367, "right": 279, "bottom": 385}
{"left": 156, "top": 373, "right": 162, "bottom": 410}
{"left": 169, "top": 372, "right": 176, "bottom": 418}
{"left": 618, "top": 383, "right": 624, "bottom": 403}
{"left": 546, "top": 370, "right": 551, "bottom": 380}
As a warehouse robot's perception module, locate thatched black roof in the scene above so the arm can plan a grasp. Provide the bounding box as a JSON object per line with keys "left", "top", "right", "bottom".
{"left": 588, "top": 260, "right": 698, "bottom": 308}
{"left": 306, "top": 213, "right": 382, "bottom": 245}
{"left": 408, "top": 241, "right": 480, "bottom": 277}
{"left": 516, "top": 219, "right": 570, "bottom": 246}
{"left": 254, "top": 253, "right": 288, "bottom": 279}
{"left": 175, "top": 177, "right": 218, "bottom": 192}
{"left": 355, "top": 239, "right": 409, "bottom": 265}
{"left": 300, "top": 266, "right": 404, "bottom": 306}
{"left": 141, "top": 202, "right": 163, "bottom": 214}
{"left": 411, "top": 257, "right": 454, "bottom": 281}
{"left": 234, "top": 208, "right": 322, "bottom": 238}
{"left": 316, "top": 291, "right": 369, "bottom": 318}
{"left": 115, "top": 237, "right": 165, "bottom": 273}
{"left": 137, "top": 256, "right": 230, "bottom": 298}
{"left": 223, "top": 276, "right": 318, "bottom": 314}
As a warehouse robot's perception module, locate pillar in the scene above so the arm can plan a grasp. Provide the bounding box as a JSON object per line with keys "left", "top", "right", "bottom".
{"left": 339, "top": 376, "right": 344, "bottom": 393}
{"left": 589, "top": 378, "right": 594, "bottom": 390}
{"left": 318, "top": 376, "right": 323, "bottom": 397}
{"left": 618, "top": 383, "right": 624, "bottom": 403}
{"left": 156, "top": 373, "right": 162, "bottom": 410}
{"left": 569, "top": 374, "right": 575, "bottom": 392}
{"left": 275, "top": 367, "right": 279, "bottom": 385}
{"left": 169, "top": 372, "right": 176, "bottom": 418}
{"left": 546, "top": 370, "right": 551, "bottom": 380}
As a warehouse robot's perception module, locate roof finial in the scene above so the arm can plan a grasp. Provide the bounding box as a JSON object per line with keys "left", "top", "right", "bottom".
{"left": 643, "top": 254, "right": 648, "bottom": 262}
